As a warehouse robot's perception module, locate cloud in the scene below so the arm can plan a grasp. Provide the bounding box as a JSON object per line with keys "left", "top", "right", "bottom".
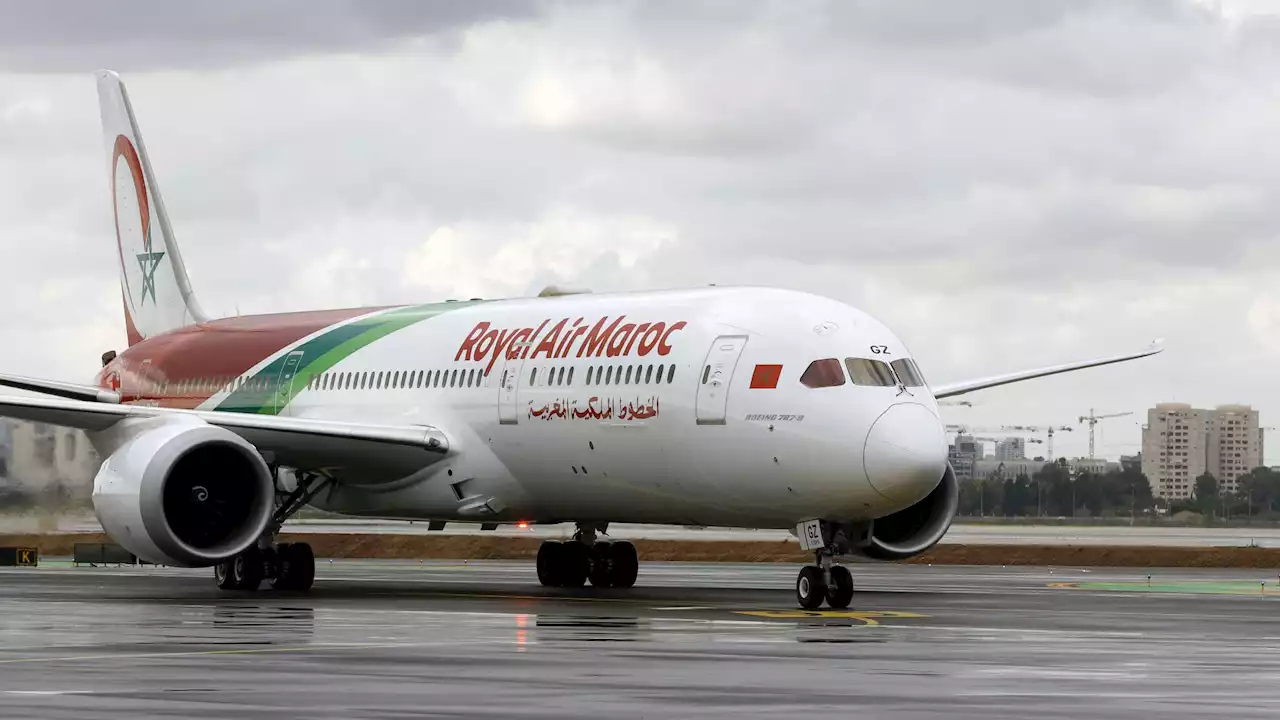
{"left": 0, "top": 0, "right": 547, "bottom": 72}
{"left": 1, "top": 0, "right": 1280, "bottom": 464}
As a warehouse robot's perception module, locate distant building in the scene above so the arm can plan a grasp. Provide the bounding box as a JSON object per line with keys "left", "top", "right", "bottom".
{"left": 994, "top": 437, "right": 1026, "bottom": 461}
{"left": 949, "top": 434, "right": 984, "bottom": 482}
{"left": 1207, "top": 405, "right": 1260, "bottom": 494}
{"left": 6, "top": 422, "right": 97, "bottom": 498}
{"left": 0, "top": 419, "right": 13, "bottom": 478}
{"left": 1141, "top": 403, "right": 1262, "bottom": 500}
{"left": 972, "top": 457, "right": 1120, "bottom": 480}
{"left": 1120, "top": 453, "right": 1142, "bottom": 473}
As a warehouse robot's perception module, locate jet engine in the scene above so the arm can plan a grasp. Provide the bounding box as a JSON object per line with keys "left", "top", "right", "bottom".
{"left": 92, "top": 418, "right": 275, "bottom": 567}
{"left": 860, "top": 463, "right": 959, "bottom": 561}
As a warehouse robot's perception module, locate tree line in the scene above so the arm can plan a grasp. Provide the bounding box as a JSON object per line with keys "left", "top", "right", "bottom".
{"left": 957, "top": 460, "right": 1280, "bottom": 520}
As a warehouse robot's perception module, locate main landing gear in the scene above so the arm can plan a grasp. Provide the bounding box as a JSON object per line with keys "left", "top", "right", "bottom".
{"left": 536, "top": 524, "right": 639, "bottom": 589}
{"left": 214, "top": 470, "right": 331, "bottom": 592}
{"left": 214, "top": 542, "right": 316, "bottom": 591}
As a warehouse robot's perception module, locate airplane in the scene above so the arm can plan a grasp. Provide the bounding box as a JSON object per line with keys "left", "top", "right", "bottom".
{"left": 0, "top": 70, "right": 1163, "bottom": 609}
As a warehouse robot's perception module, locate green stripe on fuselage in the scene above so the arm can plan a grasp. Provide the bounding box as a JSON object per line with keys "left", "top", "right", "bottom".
{"left": 214, "top": 300, "right": 486, "bottom": 415}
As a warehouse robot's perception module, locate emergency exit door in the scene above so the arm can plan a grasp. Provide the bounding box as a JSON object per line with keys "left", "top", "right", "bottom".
{"left": 695, "top": 335, "right": 748, "bottom": 425}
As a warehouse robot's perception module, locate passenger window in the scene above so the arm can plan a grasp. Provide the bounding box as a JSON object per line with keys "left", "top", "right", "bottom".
{"left": 845, "top": 358, "right": 897, "bottom": 387}
{"left": 451, "top": 369, "right": 458, "bottom": 387}
{"left": 557, "top": 367, "right": 565, "bottom": 386}
{"left": 890, "top": 358, "right": 926, "bottom": 387}
{"left": 645, "top": 365, "right": 653, "bottom": 383}
{"left": 667, "top": 365, "right": 675, "bottom": 383}
{"left": 606, "top": 367, "right": 613, "bottom": 385}
{"left": 586, "top": 367, "right": 594, "bottom": 385}
{"left": 530, "top": 368, "right": 537, "bottom": 385}
{"left": 701, "top": 365, "right": 710, "bottom": 384}
{"left": 625, "top": 366, "right": 632, "bottom": 384}
{"left": 567, "top": 367, "right": 575, "bottom": 386}
{"left": 800, "top": 359, "right": 845, "bottom": 388}
{"left": 470, "top": 368, "right": 477, "bottom": 387}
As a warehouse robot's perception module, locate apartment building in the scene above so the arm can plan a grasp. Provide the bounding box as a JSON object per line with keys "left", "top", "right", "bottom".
{"left": 994, "top": 437, "right": 1026, "bottom": 462}
{"left": 1140, "top": 403, "right": 1261, "bottom": 500}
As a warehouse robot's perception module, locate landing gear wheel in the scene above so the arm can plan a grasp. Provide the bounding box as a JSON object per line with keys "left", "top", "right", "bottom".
{"left": 230, "top": 547, "right": 264, "bottom": 591}
{"left": 537, "top": 541, "right": 563, "bottom": 587}
{"left": 796, "top": 566, "right": 826, "bottom": 609}
{"left": 272, "top": 542, "right": 315, "bottom": 591}
{"left": 610, "top": 541, "right": 638, "bottom": 589}
{"left": 214, "top": 560, "right": 236, "bottom": 590}
{"left": 825, "top": 565, "right": 854, "bottom": 609}
{"left": 559, "top": 541, "right": 589, "bottom": 588}
{"left": 588, "top": 542, "right": 614, "bottom": 588}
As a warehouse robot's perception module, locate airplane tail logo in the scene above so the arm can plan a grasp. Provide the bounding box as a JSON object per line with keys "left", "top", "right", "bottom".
{"left": 97, "top": 70, "right": 208, "bottom": 346}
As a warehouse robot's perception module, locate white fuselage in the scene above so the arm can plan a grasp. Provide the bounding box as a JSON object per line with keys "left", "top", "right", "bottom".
{"left": 223, "top": 287, "right": 949, "bottom": 529}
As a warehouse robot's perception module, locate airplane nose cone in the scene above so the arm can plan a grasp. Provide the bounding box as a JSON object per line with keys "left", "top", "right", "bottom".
{"left": 863, "top": 403, "right": 948, "bottom": 504}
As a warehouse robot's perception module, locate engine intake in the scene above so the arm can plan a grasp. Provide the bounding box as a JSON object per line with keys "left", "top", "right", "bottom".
{"left": 93, "top": 418, "right": 274, "bottom": 567}
{"left": 861, "top": 463, "right": 959, "bottom": 561}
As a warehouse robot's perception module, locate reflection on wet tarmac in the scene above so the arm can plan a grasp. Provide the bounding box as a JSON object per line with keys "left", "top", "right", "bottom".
{"left": 1, "top": 562, "right": 1279, "bottom": 719}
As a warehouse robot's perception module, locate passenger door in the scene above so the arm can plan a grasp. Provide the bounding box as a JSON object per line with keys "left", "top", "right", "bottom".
{"left": 498, "top": 344, "right": 528, "bottom": 425}
{"left": 695, "top": 335, "right": 748, "bottom": 425}
{"left": 274, "top": 350, "right": 305, "bottom": 414}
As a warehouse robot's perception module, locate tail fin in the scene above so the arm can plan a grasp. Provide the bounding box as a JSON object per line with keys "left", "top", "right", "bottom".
{"left": 96, "top": 69, "right": 207, "bottom": 346}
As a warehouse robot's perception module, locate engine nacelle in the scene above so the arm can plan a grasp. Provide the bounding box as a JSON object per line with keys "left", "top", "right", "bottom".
{"left": 92, "top": 418, "right": 275, "bottom": 567}
{"left": 859, "top": 463, "right": 959, "bottom": 561}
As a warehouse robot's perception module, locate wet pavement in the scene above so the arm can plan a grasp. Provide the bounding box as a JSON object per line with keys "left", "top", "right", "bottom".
{"left": 0, "top": 560, "right": 1278, "bottom": 718}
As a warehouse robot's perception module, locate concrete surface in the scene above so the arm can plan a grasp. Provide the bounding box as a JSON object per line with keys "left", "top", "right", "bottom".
{"left": 0, "top": 560, "right": 1278, "bottom": 718}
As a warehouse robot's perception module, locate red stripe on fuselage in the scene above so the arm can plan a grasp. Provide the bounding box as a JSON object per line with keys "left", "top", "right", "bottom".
{"left": 97, "top": 306, "right": 387, "bottom": 406}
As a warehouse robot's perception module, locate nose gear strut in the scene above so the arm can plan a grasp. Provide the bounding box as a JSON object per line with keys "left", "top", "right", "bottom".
{"left": 794, "top": 520, "right": 859, "bottom": 610}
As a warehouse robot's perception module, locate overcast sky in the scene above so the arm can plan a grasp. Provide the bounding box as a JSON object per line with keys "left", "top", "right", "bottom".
{"left": 2, "top": 0, "right": 1279, "bottom": 462}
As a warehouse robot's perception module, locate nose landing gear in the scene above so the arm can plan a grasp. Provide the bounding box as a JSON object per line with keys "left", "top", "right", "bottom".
{"left": 795, "top": 551, "right": 854, "bottom": 609}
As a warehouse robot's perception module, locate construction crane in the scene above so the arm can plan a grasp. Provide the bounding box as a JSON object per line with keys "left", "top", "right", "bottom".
{"left": 945, "top": 424, "right": 1033, "bottom": 436}
{"left": 999, "top": 424, "right": 1075, "bottom": 461}
{"left": 1078, "top": 409, "right": 1134, "bottom": 459}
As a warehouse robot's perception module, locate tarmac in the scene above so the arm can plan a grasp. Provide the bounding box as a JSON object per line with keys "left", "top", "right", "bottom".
{"left": 0, "top": 560, "right": 1278, "bottom": 719}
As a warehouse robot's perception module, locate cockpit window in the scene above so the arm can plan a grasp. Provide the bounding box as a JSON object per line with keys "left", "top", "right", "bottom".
{"left": 845, "top": 358, "right": 897, "bottom": 387}
{"left": 890, "top": 358, "right": 926, "bottom": 387}
{"left": 799, "top": 358, "right": 846, "bottom": 388}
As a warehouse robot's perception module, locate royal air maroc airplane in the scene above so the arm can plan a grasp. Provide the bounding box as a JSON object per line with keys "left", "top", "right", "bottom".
{"left": 0, "top": 71, "right": 1163, "bottom": 609}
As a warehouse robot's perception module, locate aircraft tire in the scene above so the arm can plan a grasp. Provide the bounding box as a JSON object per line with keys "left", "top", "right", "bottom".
{"left": 272, "top": 543, "right": 315, "bottom": 591}
{"left": 826, "top": 565, "right": 854, "bottom": 609}
{"left": 588, "top": 542, "right": 615, "bottom": 588}
{"left": 560, "top": 541, "right": 590, "bottom": 587}
{"left": 610, "top": 541, "right": 638, "bottom": 589}
{"left": 214, "top": 560, "right": 237, "bottom": 590}
{"left": 537, "top": 541, "right": 563, "bottom": 587}
{"left": 231, "top": 547, "right": 264, "bottom": 592}
{"left": 796, "top": 566, "right": 825, "bottom": 609}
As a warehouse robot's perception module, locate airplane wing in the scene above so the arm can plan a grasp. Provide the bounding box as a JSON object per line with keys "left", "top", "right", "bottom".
{"left": 0, "top": 372, "right": 122, "bottom": 403}
{"left": 930, "top": 340, "right": 1163, "bottom": 399}
{"left": 0, "top": 393, "right": 448, "bottom": 479}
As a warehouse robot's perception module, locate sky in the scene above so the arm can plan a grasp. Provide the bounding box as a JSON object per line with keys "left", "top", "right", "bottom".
{"left": 2, "top": 0, "right": 1280, "bottom": 462}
